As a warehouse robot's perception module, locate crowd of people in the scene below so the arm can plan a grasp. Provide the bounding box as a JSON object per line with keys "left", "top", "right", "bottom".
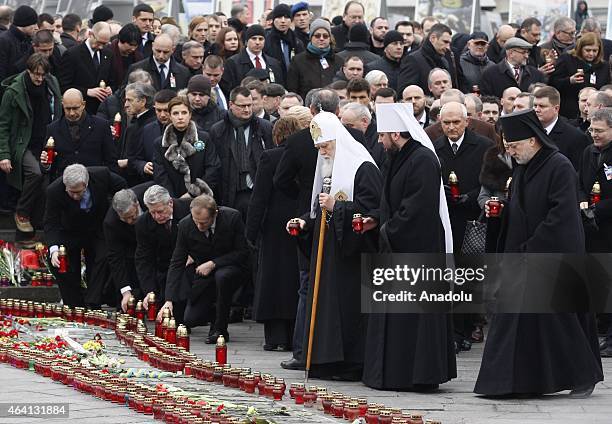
{"left": 0, "top": 0, "right": 610, "bottom": 398}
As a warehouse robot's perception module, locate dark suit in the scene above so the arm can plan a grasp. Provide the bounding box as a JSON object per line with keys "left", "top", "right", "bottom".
{"left": 136, "top": 120, "right": 164, "bottom": 179}
{"left": 125, "top": 108, "right": 157, "bottom": 184}
{"left": 44, "top": 114, "right": 118, "bottom": 182}
{"left": 480, "top": 60, "right": 546, "bottom": 99}
{"left": 138, "top": 32, "right": 155, "bottom": 58}
{"left": 166, "top": 207, "right": 249, "bottom": 332}
{"left": 397, "top": 43, "right": 462, "bottom": 96}
{"left": 134, "top": 199, "right": 191, "bottom": 301}
{"left": 58, "top": 42, "right": 114, "bottom": 114}
{"left": 426, "top": 118, "right": 499, "bottom": 145}
{"left": 220, "top": 49, "right": 285, "bottom": 95}
{"left": 547, "top": 117, "right": 591, "bottom": 170}
{"left": 126, "top": 56, "right": 191, "bottom": 91}
{"left": 103, "top": 181, "right": 153, "bottom": 301}
{"left": 44, "top": 167, "right": 127, "bottom": 307}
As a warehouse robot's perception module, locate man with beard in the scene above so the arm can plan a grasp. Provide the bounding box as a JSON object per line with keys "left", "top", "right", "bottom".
{"left": 480, "top": 96, "right": 502, "bottom": 131}
{"left": 369, "top": 17, "right": 388, "bottom": 56}
{"left": 264, "top": 4, "right": 304, "bottom": 83}
{"left": 402, "top": 85, "right": 429, "bottom": 128}
{"left": 475, "top": 109, "right": 603, "bottom": 398}
{"left": 360, "top": 102, "right": 456, "bottom": 391}
{"left": 187, "top": 75, "right": 224, "bottom": 132}
{"left": 398, "top": 23, "right": 461, "bottom": 96}
{"left": 287, "top": 111, "right": 382, "bottom": 380}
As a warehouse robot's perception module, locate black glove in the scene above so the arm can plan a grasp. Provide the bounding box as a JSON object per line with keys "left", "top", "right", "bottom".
{"left": 581, "top": 207, "right": 599, "bottom": 233}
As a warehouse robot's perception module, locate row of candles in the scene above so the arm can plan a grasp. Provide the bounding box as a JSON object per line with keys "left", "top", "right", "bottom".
{"left": 0, "top": 298, "right": 441, "bottom": 424}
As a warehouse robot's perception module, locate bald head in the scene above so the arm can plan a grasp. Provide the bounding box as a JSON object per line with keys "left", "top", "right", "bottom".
{"left": 89, "top": 22, "right": 111, "bottom": 51}
{"left": 440, "top": 101, "right": 468, "bottom": 141}
{"left": 63, "top": 88, "right": 83, "bottom": 102}
{"left": 496, "top": 25, "right": 516, "bottom": 47}
{"left": 440, "top": 89, "right": 465, "bottom": 106}
{"left": 62, "top": 88, "right": 86, "bottom": 122}
{"left": 501, "top": 86, "right": 521, "bottom": 114}
{"left": 402, "top": 85, "right": 426, "bottom": 118}
{"left": 153, "top": 33, "right": 174, "bottom": 64}
{"left": 0, "top": 6, "right": 12, "bottom": 26}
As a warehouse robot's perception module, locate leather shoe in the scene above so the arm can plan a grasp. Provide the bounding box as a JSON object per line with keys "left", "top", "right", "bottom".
{"left": 569, "top": 384, "right": 595, "bottom": 398}
{"left": 263, "top": 344, "right": 278, "bottom": 351}
{"left": 280, "top": 358, "right": 304, "bottom": 370}
{"left": 206, "top": 332, "right": 229, "bottom": 344}
{"left": 599, "top": 337, "right": 608, "bottom": 350}
{"left": 600, "top": 346, "right": 612, "bottom": 357}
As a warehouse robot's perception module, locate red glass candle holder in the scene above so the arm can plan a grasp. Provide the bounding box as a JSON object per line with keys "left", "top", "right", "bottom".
{"left": 288, "top": 218, "right": 301, "bottom": 236}
{"left": 488, "top": 197, "right": 501, "bottom": 218}
{"left": 352, "top": 213, "right": 363, "bottom": 232}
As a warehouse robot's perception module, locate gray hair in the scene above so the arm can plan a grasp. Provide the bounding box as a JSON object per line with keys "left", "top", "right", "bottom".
{"left": 593, "top": 91, "right": 612, "bottom": 107}
{"left": 91, "top": 22, "right": 111, "bottom": 37}
{"left": 342, "top": 102, "right": 372, "bottom": 122}
{"left": 127, "top": 69, "right": 153, "bottom": 85}
{"left": 516, "top": 92, "right": 535, "bottom": 108}
{"left": 310, "top": 89, "right": 340, "bottom": 114}
{"left": 125, "top": 82, "right": 156, "bottom": 108}
{"left": 440, "top": 89, "right": 465, "bottom": 105}
{"left": 440, "top": 102, "right": 468, "bottom": 119}
{"left": 161, "top": 24, "right": 181, "bottom": 47}
{"left": 466, "top": 93, "right": 483, "bottom": 113}
{"left": 112, "top": 189, "right": 138, "bottom": 215}
{"left": 553, "top": 17, "right": 575, "bottom": 32}
{"left": 365, "top": 70, "right": 388, "bottom": 86}
{"left": 143, "top": 184, "right": 171, "bottom": 206}
{"left": 428, "top": 67, "right": 451, "bottom": 86}
{"left": 581, "top": 17, "right": 601, "bottom": 33}
{"left": 182, "top": 40, "right": 203, "bottom": 55}
{"left": 280, "top": 92, "right": 304, "bottom": 105}
{"left": 589, "top": 108, "right": 612, "bottom": 127}
{"left": 63, "top": 164, "right": 89, "bottom": 188}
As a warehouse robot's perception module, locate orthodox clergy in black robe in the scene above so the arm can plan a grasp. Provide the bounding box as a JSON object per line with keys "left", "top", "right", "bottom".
{"left": 299, "top": 111, "right": 382, "bottom": 381}
{"left": 362, "top": 103, "right": 457, "bottom": 390}
{"left": 474, "top": 109, "right": 603, "bottom": 397}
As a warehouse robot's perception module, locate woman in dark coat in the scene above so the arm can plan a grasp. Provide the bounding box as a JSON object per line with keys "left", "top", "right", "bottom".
{"left": 205, "top": 27, "right": 241, "bottom": 62}
{"left": 154, "top": 96, "right": 221, "bottom": 198}
{"left": 286, "top": 18, "right": 343, "bottom": 100}
{"left": 246, "top": 117, "right": 301, "bottom": 351}
{"left": 549, "top": 32, "right": 609, "bottom": 119}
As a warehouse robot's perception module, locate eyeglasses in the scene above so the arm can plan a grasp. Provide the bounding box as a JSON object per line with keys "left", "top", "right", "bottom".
{"left": 559, "top": 29, "right": 576, "bottom": 37}
{"left": 313, "top": 33, "right": 330, "bottom": 40}
{"left": 588, "top": 128, "right": 607, "bottom": 135}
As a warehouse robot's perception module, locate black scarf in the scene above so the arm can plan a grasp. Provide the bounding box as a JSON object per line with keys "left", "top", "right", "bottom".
{"left": 551, "top": 36, "right": 574, "bottom": 56}
{"left": 228, "top": 111, "right": 252, "bottom": 191}
{"left": 25, "top": 72, "right": 51, "bottom": 152}
{"left": 67, "top": 112, "right": 86, "bottom": 143}
{"left": 421, "top": 37, "right": 451, "bottom": 71}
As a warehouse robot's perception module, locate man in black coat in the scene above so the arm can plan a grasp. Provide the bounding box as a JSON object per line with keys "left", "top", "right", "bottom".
{"left": 533, "top": 86, "right": 590, "bottom": 170}
{"left": 59, "top": 13, "right": 81, "bottom": 50}
{"left": 42, "top": 89, "right": 117, "bottom": 182}
{"left": 486, "top": 24, "right": 515, "bottom": 63}
{"left": 208, "top": 86, "right": 273, "bottom": 218}
{"left": 475, "top": 109, "right": 603, "bottom": 398}
{"left": 397, "top": 23, "right": 463, "bottom": 97}
{"left": 273, "top": 89, "right": 369, "bottom": 370}
{"left": 336, "top": 23, "right": 380, "bottom": 64}
{"left": 58, "top": 22, "right": 114, "bottom": 115}
{"left": 187, "top": 75, "right": 225, "bottom": 133}
{"left": 480, "top": 37, "right": 546, "bottom": 99}
{"left": 127, "top": 34, "right": 190, "bottom": 92}
{"left": 220, "top": 25, "right": 285, "bottom": 95}
{"left": 263, "top": 4, "right": 304, "bottom": 83}
{"left": 166, "top": 195, "right": 249, "bottom": 342}
{"left": 45, "top": 165, "right": 126, "bottom": 307}
{"left": 366, "top": 30, "right": 403, "bottom": 92}
{"left": 0, "top": 5, "right": 38, "bottom": 82}
{"left": 331, "top": 1, "right": 365, "bottom": 52}
{"left": 103, "top": 182, "right": 153, "bottom": 312}
{"left": 132, "top": 4, "right": 155, "bottom": 57}
{"left": 122, "top": 82, "right": 157, "bottom": 185}
{"left": 361, "top": 103, "right": 456, "bottom": 391}
{"left": 136, "top": 184, "right": 191, "bottom": 319}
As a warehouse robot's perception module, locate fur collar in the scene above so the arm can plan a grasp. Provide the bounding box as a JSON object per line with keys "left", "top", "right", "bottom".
{"left": 479, "top": 146, "right": 513, "bottom": 191}
{"left": 162, "top": 122, "right": 213, "bottom": 197}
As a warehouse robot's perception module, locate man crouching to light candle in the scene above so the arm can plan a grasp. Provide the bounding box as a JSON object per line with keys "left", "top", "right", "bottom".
{"left": 163, "top": 194, "right": 250, "bottom": 344}
{"left": 285, "top": 111, "right": 382, "bottom": 381}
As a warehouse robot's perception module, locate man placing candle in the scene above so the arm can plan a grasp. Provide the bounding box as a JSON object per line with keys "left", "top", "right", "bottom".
{"left": 286, "top": 111, "right": 382, "bottom": 380}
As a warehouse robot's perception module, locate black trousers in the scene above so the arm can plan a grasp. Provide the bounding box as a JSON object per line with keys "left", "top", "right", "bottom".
{"left": 183, "top": 265, "right": 243, "bottom": 333}
{"left": 53, "top": 232, "right": 108, "bottom": 308}
{"left": 16, "top": 149, "right": 44, "bottom": 218}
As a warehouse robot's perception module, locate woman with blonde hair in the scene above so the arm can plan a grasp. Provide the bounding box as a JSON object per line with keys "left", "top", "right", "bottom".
{"left": 246, "top": 116, "right": 301, "bottom": 351}
{"left": 549, "top": 32, "right": 610, "bottom": 119}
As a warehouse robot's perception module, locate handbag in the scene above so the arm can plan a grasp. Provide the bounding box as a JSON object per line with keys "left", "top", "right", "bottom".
{"left": 461, "top": 214, "right": 487, "bottom": 255}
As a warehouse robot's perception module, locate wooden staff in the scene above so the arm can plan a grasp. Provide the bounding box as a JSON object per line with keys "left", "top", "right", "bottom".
{"left": 305, "top": 177, "right": 332, "bottom": 382}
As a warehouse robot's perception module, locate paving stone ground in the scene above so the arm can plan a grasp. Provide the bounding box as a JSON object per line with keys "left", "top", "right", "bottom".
{"left": 0, "top": 320, "right": 611, "bottom": 424}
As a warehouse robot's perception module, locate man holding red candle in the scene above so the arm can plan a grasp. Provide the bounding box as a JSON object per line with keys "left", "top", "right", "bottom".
{"left": 475, "top": 109, "right": 603, "bottom": 398}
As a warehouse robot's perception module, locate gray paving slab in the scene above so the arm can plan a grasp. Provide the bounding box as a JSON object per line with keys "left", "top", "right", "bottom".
{"left": 0, "top": 319, "right": 610, "bottom": 423}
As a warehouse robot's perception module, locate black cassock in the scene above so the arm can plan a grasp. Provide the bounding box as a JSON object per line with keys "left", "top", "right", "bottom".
{"left": 363, "top": 141, "right": 457, "bottom": 390}
{"left": 475, "top": 148, "right": 603, "bottom": 396}
{"left": 302, "top": 161, "right": 382, "bottom": 380}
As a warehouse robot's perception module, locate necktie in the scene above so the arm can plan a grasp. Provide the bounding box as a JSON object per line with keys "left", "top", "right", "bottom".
{"left": 514, "top": 66, "right": 520, "bottom": 82}
{"left": 255, "top": 55, "right": 262, "bottom": 69}
{"left": 215, "top": 86, "right": 225, "bottom": 109}
{"left": 93, "top": 51, "right": 100, "bottom": 69}
{"left": 451, "top": 142, "right": 458, "bottom": 155}
{"left": 281, "top": 41, "right": 290, "bottom": 69}
{"left": 164, "top": 219, "right": 172, "bottom": 231}
{"left": 206, "top": 228, "right": 214, "bottom": 240}
{"left": 159, "top": 64, "right": 166, "bottom": 86}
